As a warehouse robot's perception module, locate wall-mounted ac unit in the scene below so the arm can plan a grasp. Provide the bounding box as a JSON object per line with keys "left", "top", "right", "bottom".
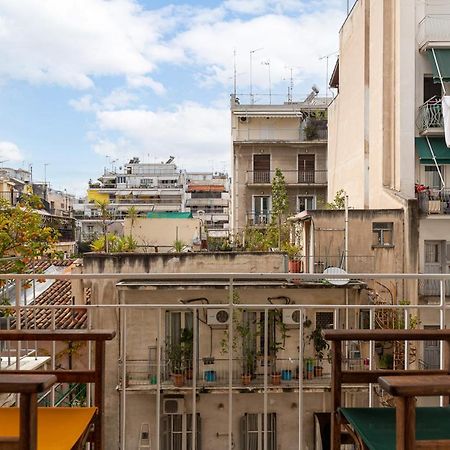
{"left": 207, "top": 308, "right": 230, "bottom": 327}
{"left": 163, "top": 397, "right": 185, "bottom": 415}
{"left": 283, "top": 309, "right": 301, "bottom": 326}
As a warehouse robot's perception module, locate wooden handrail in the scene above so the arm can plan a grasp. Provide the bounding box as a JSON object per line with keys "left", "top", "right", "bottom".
{"left": 0, "top": 329, "right": 115, "bottom": 341}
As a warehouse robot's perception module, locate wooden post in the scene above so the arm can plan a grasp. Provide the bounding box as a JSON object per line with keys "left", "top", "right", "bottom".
{"left": 395, "top": 397, "right": 416, "bottom": 450}
{"left": 19, "top": 392, "right": 37, "bottom": 450}
{"left": 94, "top": 340, "right": 106, "bottom": 449}
{"left": 331, "top": 340, "right": 342, "bottom": 450}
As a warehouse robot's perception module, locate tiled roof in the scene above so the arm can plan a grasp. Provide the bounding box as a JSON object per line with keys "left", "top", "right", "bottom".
{"left": 13, "top": 281, "right": 89, "bottom": 330}
{"left": 0, "top": 258, "right": 75, "bottom": 274}
{"left": 2, "top": 259, "right": 89, "bottom": 330}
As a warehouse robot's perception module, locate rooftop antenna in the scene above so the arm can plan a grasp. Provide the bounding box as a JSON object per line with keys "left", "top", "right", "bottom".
{"left": 284, "top": 67, "right": 294, "bottom": 103}
{"left": 261, "top": 60, "right": 271, "bottom": 104}
{"left": 319, "top": 51, "right": 339, "bottom": 100}
{"left": 233, "top": 48, "right": 237, "bottom": 97}
{"left": 249, "top": 47, "right": 263, "bottom": 104}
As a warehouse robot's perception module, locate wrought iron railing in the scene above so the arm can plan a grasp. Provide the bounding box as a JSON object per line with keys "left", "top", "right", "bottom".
{"left": 417, "top": 99, "right": 443, "bottom": 133}
{"left": 246, "top": 170, "right": 327, "bottom": 184}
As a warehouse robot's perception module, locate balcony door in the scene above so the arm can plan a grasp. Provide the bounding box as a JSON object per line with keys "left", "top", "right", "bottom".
{"left": 253, "top": 154, "right": 270, "bottom": 183}
{"left": 298, "top": 196, "right": 314, "bottom": 213}
{"left": 298, "top": 154, "right": 315, "bottom": 183}
{"left": 424, "top": 165, "right": 443, "bottom": 190}
{"left": 253, "top": 196, "right": 270, "bottom": 224}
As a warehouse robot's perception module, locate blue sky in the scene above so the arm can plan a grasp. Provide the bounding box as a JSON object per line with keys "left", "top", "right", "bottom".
{"left": 0, "top": 0, "right": 351, "bottom": 196}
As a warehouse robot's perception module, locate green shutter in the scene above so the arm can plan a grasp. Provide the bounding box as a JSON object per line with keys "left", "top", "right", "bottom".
{"left": 416, "top": 137, "right": 450, "bottom": 164}
{"left": 426, "top": 49, "right": 450, "bottom": 84}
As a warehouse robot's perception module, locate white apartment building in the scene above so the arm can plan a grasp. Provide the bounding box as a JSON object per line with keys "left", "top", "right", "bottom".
{"left": 328, "top": 0, "right": 450, "bottom": 299}
{"left": 231, "top": 94, "right": 329, "bottom": 234}
{"left": 185, "top": 172, "right": 230, "bottom": 238}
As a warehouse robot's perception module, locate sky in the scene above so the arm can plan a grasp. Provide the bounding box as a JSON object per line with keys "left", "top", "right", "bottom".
{"left": 0, "top": 0, "right": 353, "bottom": 196}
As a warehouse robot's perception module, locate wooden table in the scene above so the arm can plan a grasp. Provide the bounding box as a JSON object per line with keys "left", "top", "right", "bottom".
{"left": 0, "top": 373, "right": 57, "bottom": 450}
{"left": 379, "top": 375, "right": 450, "bottom": 450}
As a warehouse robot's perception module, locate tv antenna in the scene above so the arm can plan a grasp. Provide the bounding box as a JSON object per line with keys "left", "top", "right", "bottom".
{"left": 319, "top": 51, "right": 339, "bottom": 100}
{"left": 249, "top": 47, "right": 263, "bottom": 104}
{"left": 261, "top": 60, "right": 271, "bottom": 104}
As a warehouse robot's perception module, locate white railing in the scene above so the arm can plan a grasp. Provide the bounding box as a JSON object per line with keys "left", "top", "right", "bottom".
{"left": 418, "top": 15, "right": 450, "bottom": 48}
{"left": 417, "top": 99, "right": 443, "bottom": 133}
{"left": 1, "top": 272, "right": 450, "bottom": 450}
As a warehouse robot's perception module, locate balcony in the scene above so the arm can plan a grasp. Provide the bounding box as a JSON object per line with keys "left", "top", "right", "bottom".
{"left": 418, "top": 15, "right": 450, "bottom": 50}
{"left": 246, "top": 211, "right": 271, "bottom": 225}
{"left": 417, "top": 189, "right": 450, "bottom": 215}
{"left": 246, "top": 170, "right": 327, "bottom": 185}
{"left": 417, "top": 99, "right": 443, "bottom": 135}
{"left": 2, "top": 271, "right": 450, "bottom": 450}
{"left": 234, "top": 125, "right": 327, "bottom": 142}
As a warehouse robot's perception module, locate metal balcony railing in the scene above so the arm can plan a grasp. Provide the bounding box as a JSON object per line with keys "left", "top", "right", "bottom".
{"left": 246, "top": 170, "right": 328, "bottom": 185}
{"left": 246, "top": 211, "right": 271, "bottom": 225}
{"left": 418, "top": 15, "right": 450, "bottom": 49}
{"left": 417, "top": 99, "right": 443, "bottom": 134}
{"left": 234, "top": 126, "right": 327, "bottom": 142}
{"left": 417, "top": 189, "right": 450, "bottom": 215}
{"left": 2, "top": 272, "right": 450, "bottom": 450}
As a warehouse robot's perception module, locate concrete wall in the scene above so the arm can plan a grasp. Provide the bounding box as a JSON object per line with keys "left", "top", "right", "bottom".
{"left": 124, "top": 217, "right": 203, "bottom": 250}
{"left": 83, "top": 253, "right": 367, "bottom": 449}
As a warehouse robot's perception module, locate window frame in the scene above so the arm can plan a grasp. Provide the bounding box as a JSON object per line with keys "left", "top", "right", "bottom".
{"left": 372, "top": 222, "right": 394, "bottom": 248}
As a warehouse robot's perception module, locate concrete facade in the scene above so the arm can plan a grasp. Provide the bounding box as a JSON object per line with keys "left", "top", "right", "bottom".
{"left": 231, "top": 96, "right": 329, "bottom": 235}
{"left": 82, "top": 253, "right": 368, "bottom": 450}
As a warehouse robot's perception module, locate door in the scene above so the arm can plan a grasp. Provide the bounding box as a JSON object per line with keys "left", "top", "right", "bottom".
{"left": 298, "top": 196, "right": 314, "bottom": 212}
{"left": 253, "top": 196, "right": 270, "bottom": 224}
{"left": 423, "top": 241, "right": 444, "bottom": 296}
{"left": 423, "top": 326, "right": 440, "bottom": 369}
{"left": 298, "top": 154, "right": 315, "bottom": 183}
{"left": 253, "top": 155, "right": 270, "bottom": 183}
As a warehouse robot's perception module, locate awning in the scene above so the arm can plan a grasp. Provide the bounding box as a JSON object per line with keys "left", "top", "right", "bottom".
{"left": 146, "top": 212, "right": 193, "bottom": 219}
{"left": 416, "top": 137, "right": 450, "bottom": 164}
{"left": 187, "top": 184, "right": 225, "bottom": 193}
{"left": 427, "top": 49, "right": 450, "bottom": 84}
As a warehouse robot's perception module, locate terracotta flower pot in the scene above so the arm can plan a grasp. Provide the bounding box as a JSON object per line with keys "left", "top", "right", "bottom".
{"left": 271, "top": 373, "right": 281, "bottom": 385}
{"left": 241, "top": 374, "right": 252, "bottom": 386}
{"left": 172, "top": 373, "right": 185, "bottom": 387}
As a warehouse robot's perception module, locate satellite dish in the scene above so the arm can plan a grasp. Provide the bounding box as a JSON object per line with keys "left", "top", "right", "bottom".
{"left": 323, "top": 267, "right": 349, "bottom": 286}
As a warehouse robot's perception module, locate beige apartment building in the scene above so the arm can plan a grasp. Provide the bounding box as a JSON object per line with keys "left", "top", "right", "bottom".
{"left": 231, "top": 94, "right": 329, "bottom": 234}
{"left": 328, "top": 0, "right": 450, "bottom": 301}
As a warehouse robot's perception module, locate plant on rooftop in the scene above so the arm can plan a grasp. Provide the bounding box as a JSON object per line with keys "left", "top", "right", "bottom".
{"left": 172, "top": 239, "right": 185, "bottom": 253}
{"left": 90, "top": 233, "right": 137, "bottom": 253}
{"left": 271, "top": 168, "right": 289, "bottom": 249}
{"left": 0, "top": 196, "right": 60, "bottom": 317}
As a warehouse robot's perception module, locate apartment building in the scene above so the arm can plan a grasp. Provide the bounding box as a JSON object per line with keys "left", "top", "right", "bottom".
{"left": 328, "top": 0, "right": 450, "bottom": 302}
{"left": 83, "top": 252, "right": 369, "bottom": 450}
{"left": 231, "top": 94, "right": 329, "bottom": 234}
{"left": 185, "top": 172, "right": 230, "bottom": 238}
{"left": 85, "top": 157, "right": 185, "bottom": 219}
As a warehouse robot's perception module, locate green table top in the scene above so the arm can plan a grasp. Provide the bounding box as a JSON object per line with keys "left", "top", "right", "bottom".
{"left": 340, "top": 407, "right": 450, "bottom": 450}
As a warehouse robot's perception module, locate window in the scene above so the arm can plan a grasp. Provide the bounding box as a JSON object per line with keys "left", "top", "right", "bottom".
{"left": 116, "top": 176, "right": 126, "bottom": 184}
{"left": 240, "top": 413, "right": 276, "bottom": 450}
{"left": 424, "top": 76, "right": 442, "bottom": 103}
{"left": 297, "top": 196, "right": 314, "bottom": 212}
{"left": 372, "top": 222, "right": 393, "bottom": 247}
{"left": 253, "top": 154, "right": 271, "bottom": 183}
{"left": 161, "top": 414, "right": 201, "bottom": 450}
{"left": 424, "top": 166, "right": 443, "bottom": 190}
{"left": 298, "top": 154, "right": 315, "bottom": 183}
{"left": 252, "top": 196, "right": 270, "bottom": 224}
{"left": 315, "top": 312, "right": 334, "bottom": 330}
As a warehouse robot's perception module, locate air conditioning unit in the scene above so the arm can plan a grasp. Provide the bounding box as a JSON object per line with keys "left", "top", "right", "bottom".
{"left": 163, "top": 397, "right": 185, "bottom": 415}
{"left": 283, "top": 309, "right": 301, "bottom": 326}
{"left": 207, "top": 308, "right": 230, "bottom": 327}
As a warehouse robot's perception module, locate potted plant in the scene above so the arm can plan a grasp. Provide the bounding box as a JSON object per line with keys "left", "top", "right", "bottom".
{"left": 378, "top": 353, "right": 393, "bottom": 369}
{"left": 167, "top": 340, "right": 184, "bottom": 387}
{"left": 180, "top": 328, "right": 193, "bottom": 380}
{"left": 237, "top": 320, "right": 256, "bottom": 386}
{"left": 281, "top": 242, "right": 302, "bottom": 273}
{"left": 308, "top": 326, "right": 330, "bottom": 377}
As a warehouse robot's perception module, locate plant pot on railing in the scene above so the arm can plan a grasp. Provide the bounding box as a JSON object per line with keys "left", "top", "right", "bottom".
{"left": 171, "top": 372, "right": 185, "bottom": 387}
{"left": 271, "top": 372, "right": 281, "bottom": 385}
{"left": 204, "top": 370, "right": 217, "bottom": 382}
{"left": 281, "top": 369, "right": 292, "bottom": 381}
{"left": 241, "top": 374, "right": 252, "bottom": 386}
{"left": 288, "top": 259, "right": 302, "bottom": 273}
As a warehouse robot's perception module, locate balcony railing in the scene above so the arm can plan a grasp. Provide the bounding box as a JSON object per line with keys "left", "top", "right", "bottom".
{"left": 0, "top": 190, "right": 20, "bottom": 206}
{"left": 2, "top": 272, "right": 450, "bottom": 450}
{"left": 417, "top": 99, "right": 443, "bottom": 135}
{"left": 246, "top": 170, "right": 328, "bottom": 185}
{"left": 246, "top": 211, "right": 271, "bottom": 225}
{"left": 234, "top": 126, "right": 327, "bottom": 142}
{"left": 417, "top": 189, "right": 450, "bottom": 215}
{"left": 296, "top": 255, "right": 375, "bottom": 274}
{"left": 418, "top": 15, "right": 450, "bottom": 49}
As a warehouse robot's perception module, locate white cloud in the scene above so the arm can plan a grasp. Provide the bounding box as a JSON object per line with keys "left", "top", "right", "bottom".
{"left": 94, "top": 102, "right": 230, "bottom": 170}
{"left": 126, "top": 75, "right": 166, "bottom": 95}
{"left": 171, "top": 9, "right": 344, "bottom": 93}
{"left": 0, "top": 0, "right": 177, "bottom": 89}
{"left": 0, "top": 141, "right": 24, "bottom": 162}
